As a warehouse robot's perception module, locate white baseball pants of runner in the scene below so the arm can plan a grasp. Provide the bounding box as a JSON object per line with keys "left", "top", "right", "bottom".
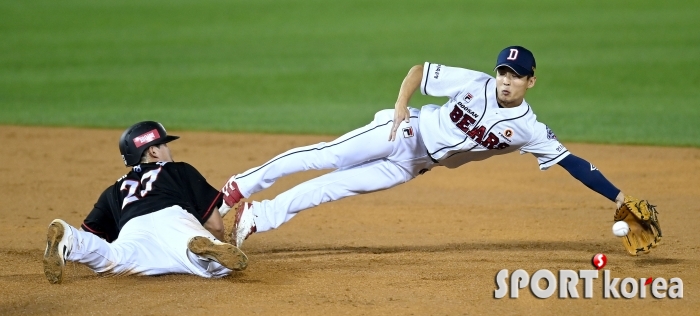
{"left": 64, "top": 206, "right": 231, "bottom": 278}
{"left": 235, "top": 108, "right": 436, "bottom": 232}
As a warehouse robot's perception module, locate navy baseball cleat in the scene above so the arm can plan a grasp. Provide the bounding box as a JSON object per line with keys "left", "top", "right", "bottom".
{"left": 187, "top": 236, "right": 248, "bottom": 271}
{"left": 43, "top": 219, "right": 74, "bottom": 284}
{"left": 232, "top": 202, "right": 257, "bottom": 248}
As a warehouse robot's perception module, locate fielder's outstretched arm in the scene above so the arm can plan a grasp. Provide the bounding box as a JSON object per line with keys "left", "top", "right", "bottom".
{"left": 557, "top": 154, "right": 625, "bottom": 205}
{"left": 390, "top": 64, "right": 424, "bottom": 141}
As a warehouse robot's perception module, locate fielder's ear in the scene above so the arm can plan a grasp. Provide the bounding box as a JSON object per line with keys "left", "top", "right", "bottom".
{"left": 527, "top": 76, "right": 537, "bottom": 89}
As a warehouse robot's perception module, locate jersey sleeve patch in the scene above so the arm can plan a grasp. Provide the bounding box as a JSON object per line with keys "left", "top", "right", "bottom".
{"left": 546, "top": 125, "right": 558, "bottom": 140}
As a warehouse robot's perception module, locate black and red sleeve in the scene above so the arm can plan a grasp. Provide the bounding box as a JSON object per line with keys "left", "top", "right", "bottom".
{"left": 180, "top": 163, "right": 223, "bottom": 224}
{"left": 81, "top": 186, "right": 119, "bottom": 242}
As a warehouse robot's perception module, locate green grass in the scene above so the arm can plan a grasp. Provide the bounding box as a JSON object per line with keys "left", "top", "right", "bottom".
{"left": 1, "top": 0, "right": 698, "bottom": 146}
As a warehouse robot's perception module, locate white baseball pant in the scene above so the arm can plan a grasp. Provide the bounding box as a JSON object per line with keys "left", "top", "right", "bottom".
{"left": 235, "top": 108, "right": 436, "bottom": 232}
{"left": 65, "top": 206, "right": 232, "bottom": 278}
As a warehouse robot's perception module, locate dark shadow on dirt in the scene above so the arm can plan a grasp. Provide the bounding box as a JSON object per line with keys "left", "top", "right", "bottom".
{"left": 246, "top": 241, "right": 623, "bottom": 257}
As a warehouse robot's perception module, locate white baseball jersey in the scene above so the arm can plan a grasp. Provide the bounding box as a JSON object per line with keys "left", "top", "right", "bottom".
{"left": 418, "top": 62, "right": 570, "bottom": 170}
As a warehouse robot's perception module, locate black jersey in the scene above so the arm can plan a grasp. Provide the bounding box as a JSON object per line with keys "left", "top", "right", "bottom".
{"left": 81, "top": 162, "right": 223, "bottom": 242}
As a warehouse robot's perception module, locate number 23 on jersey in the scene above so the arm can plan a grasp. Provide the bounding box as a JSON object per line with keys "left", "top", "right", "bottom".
{"left": 120, "top": 167, "right": 162, "bottom": 209}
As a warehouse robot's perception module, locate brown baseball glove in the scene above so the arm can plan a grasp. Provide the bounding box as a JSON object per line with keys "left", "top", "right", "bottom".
{"left": 613, "top": 195, "right": 662, "bottom": 256}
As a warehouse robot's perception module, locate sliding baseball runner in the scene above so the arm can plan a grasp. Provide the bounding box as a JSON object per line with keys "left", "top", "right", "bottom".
{"left": 43, "top": 121, "right": 247, "bottom": 284}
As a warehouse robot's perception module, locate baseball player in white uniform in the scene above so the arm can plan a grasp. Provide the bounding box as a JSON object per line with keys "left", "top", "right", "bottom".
{"left": 220, "top": 46, "right": 628, "bottom": 248}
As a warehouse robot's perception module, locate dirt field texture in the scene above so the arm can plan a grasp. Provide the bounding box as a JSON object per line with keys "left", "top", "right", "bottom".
{"left": 0, "top": 125, "right": 698, "bottom": 315}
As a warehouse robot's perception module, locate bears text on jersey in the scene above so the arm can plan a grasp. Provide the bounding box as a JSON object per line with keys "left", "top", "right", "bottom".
{"left": 449, "top": 105, "right": 509, "bottom": 150}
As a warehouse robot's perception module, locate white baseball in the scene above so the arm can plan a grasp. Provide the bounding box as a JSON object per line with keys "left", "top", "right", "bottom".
{"left": 612, "top": 221, "right": 630, "bottom": 237}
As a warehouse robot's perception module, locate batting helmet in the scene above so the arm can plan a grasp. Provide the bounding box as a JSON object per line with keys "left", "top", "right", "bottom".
{"left": 119, "top": 121, "right": 179, "bottom": 166}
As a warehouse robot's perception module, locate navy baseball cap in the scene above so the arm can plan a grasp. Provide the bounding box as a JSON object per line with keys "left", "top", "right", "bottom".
{"left": 494, "top": 46, "right": 536, "bottom": 76}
